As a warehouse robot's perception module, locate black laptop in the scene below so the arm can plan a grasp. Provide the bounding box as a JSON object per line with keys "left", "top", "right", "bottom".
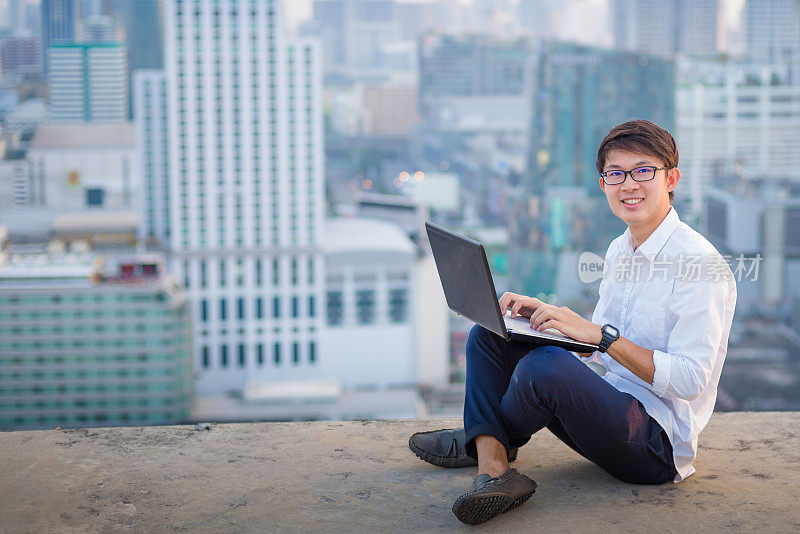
{"left": 425, "top": 221, "right": 599, "bottom": 353}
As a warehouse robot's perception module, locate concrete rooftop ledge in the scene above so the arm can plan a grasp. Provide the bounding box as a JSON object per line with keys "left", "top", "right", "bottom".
{"left": 2, "top": 413, "right": 799, "bottom": 533}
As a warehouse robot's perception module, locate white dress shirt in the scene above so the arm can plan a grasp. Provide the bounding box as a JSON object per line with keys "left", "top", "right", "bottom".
{"left": 583, "top": 207, "right": 737, "bottom": 482}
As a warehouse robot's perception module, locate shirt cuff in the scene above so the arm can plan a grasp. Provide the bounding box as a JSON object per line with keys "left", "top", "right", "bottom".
{"left": 651, "top": 349, "right": 671, "bottom": 397}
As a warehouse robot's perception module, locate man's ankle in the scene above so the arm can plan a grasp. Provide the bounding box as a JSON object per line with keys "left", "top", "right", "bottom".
{"left": 474, "top": 435, "right": 511, "bottom": 478}
{"left": 478, "top": 460, "right": 510, "bottom": 479}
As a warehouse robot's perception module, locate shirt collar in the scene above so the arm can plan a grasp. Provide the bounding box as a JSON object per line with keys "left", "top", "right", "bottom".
{"left": 622, "top": 207, "right": 681, "bottom": 258}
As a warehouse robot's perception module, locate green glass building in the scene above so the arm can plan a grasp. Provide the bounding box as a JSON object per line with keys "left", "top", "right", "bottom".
{"left": 510, "top": 41, "right": 675, "bottom": 297}
{"left": 0, "top": 256, "right": 193, "bottom": 430}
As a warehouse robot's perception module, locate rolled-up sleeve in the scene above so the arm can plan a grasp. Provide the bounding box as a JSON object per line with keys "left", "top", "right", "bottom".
{"left": 649, "top": 272, "right": 735, "bottom": 401}
{"left": 651, "top": 349, "right": 671, "bottom": 397}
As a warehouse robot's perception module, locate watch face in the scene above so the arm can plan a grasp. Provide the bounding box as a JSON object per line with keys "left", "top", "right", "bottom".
{"left": 604, "top": 325, "right": 619, "bottom": 337}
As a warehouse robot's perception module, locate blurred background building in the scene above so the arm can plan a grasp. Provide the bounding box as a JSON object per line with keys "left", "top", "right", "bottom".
{"left": 0, "top": 122, "right": 137, "bottom": 239}
{"left": 0, "top": 253, "right": 192, "bottom": 429}
{"left": 611, "top": 0, "right": 721, "bottom": 58}
{"left": 41, "top": 0, "right": 80, "bottom": 73}
{"left": 47, "top": 42, "right": 128, "bottom": 122}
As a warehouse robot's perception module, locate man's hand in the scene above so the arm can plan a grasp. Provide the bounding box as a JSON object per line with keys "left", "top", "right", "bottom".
{"left": 499, "top": 292, "right": 603, "bottom": 345}
{"left": 529, "top": 304, "right": 603, "bottom": 346}
{"left": 498, "top": 292, "right": 542, "bottom": 319}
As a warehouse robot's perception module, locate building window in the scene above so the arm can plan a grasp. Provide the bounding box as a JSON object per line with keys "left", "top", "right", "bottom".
{"left": 308, "top": 295, "right": 315, "bottom": 318}
{"left": 273, "top": 342, "right": 280, "bottom": 364}
{"left": 388, "top": 288, "right": 408, "bottom": 323}
{"left": 355, "top": 289, "right": 375, "bottom": 324}
{"left": 236, "top": 258, "right": 244, "bottom": 286}
{"left": 238, "top": 344, "right": 246, "bottom": 367}
{"left": 85, "top": 188, "right": 105, "bottom": 207}
{"left": 220, "top": 345, "right": 228, "bottom": 367}
{"left": 220, "top": 298, "right": 227, "bottom": 320}
{"left": 273, "top": 296, "right": 280, "bottom": 318}
{"left": 256, "top": 297, "right": 263, "bottom": 319}
{"left": 202, "top": 345, "right": 209, "bottom": 369}
{"left": 219, "top": 259, "right": 226, "bottom": 287}
{"left": 237, "top": 297, "right": 245, "bottom": 320}
{"left": 291, "top": 296, "right": 299, "bottom": 318}
{"left": 309, "top": 341, "right": 316, "bottom": 364}
{"left": 201, "top": 299, "right": 208, "bottom": 322}
{"left": 292, "top": 342, "right": 299, "bottom": 364}
{"left": 326, "top": 291, "right": 343, "bottom": 325}
{"left": 257, "top": 343, "right": 264, "bottom": 366}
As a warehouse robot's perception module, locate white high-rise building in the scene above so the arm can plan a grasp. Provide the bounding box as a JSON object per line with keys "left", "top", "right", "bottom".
{"left": 48, "top": 42, "right": 128, "bottom": 122}
{"left": 676, "top": 60, "right": 800, "bottom": 221}
{"left": 137, "top": 0, "right": 324, "bottom": 395}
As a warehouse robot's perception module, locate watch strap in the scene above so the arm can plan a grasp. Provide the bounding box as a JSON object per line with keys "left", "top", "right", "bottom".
{"left": 598, "top": 324, "right": 619, "bottom": 353}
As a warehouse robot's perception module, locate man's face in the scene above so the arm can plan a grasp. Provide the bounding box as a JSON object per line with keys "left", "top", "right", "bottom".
{"left": 599, "top": 149, "right": 678, "bottom": 229}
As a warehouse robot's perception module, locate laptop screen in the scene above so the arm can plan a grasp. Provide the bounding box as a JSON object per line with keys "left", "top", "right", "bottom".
{"left": 425, "top": 221, "right": 508, "bottom": 339}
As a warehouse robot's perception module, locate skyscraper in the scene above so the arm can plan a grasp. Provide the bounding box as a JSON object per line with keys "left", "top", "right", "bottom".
{"left": 418, "top": 33, "right": 531, "bottom": 114}
{"left": 5, "top": 0, "right": 26, "bottom": 35}
{"left": 0, "top": 38, "right": 41, "bottom": 76}
{"left": 121, "top": 0, "right": 164, "bottom": 71}
{"left": 744, "top": 0, "right": 800, "bottom": 64}
{"left": 305, "top": 0, "right": 399, "bottom": 76}
{"left": 41, "top": 0, "right": 80, "bottom": 73}
{"left": 137, "top": 0, "right": 324, "bottom": 395}
{"left": 48, "top": 42, "right": 128, "bottom": 122}
{"left": 612, "top": 0, "right": 720, "bottom": 57}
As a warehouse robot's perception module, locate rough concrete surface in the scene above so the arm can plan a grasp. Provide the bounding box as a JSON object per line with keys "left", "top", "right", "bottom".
{"left": 1, "top": 413, "right": 799, "bottom": 533}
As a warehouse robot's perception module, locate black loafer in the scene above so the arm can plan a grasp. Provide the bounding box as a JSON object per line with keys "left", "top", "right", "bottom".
{"left": 408, "top": 427, "right": 519, "bottom": 468}
{"left": 452, "top": 468, "right": 537, "bottom": 525}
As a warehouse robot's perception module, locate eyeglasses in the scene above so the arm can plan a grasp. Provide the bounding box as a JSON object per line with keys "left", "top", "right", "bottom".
{"left": 600, "top": 166, "right": 668, "bottom": 185}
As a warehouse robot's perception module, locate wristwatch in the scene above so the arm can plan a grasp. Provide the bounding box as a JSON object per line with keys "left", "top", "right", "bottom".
{"left": 598, "top": 324, "right": 620, "bottom": 353}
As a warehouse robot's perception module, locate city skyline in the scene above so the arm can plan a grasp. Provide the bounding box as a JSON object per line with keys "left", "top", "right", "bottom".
{"left": 2, "top": 0, "right": 800, "bottom": 430}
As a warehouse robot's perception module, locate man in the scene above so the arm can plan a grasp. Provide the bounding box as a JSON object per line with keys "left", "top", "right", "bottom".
{"left": 408, "top": 119, "right": 737, "bottom": 525}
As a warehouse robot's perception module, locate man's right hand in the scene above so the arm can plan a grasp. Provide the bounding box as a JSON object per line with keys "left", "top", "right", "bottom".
{"left": 498, "top": 292, "right": 545, "bottom": 319}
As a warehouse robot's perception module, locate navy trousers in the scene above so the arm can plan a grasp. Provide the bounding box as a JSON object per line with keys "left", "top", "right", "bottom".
{"left": 463, "top": 325, "right": 678, "bottom": 485}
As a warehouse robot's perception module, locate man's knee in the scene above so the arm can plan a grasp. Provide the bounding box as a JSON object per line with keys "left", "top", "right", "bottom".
{"left": 511, "top": 346, "right": 577, "bottom": 391}
{"left": 466, "top": 324, "right": 496, "bottom": 355}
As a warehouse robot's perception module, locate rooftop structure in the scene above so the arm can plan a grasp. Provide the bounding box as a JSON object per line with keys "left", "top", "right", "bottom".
{"left": 0, "top": 413, "right": 797, "bottom": 531}
{"left": 322, "top": 217, "right": 416, "bottom": 256}
{"left": 30, "top": 122, "right": 135, "bottom": 149}
{"left": 0, "top": 122, "right": 138, "bottom": 239}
